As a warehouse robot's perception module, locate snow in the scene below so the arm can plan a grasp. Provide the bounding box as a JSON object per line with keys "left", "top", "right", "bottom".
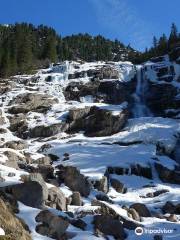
{"left": 0, "top": 227, "right": 5, "bottom": 236}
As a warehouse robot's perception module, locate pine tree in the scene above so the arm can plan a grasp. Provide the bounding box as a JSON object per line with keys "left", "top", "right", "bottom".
{"left": 169, "top": 23, "right": 178, "bottom": 47}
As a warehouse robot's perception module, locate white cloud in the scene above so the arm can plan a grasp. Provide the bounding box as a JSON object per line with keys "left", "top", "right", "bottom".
{"left": 89, "top": 0, "right": 154, "bottom": 50}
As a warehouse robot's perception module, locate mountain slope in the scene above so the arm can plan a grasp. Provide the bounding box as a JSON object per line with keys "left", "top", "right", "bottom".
{"left": 0, "top": 51, "right": 180, "bottom": 239}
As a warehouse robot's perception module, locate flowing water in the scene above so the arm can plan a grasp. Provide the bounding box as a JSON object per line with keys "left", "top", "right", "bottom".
{"left": 132, "top": 65, "right": 152, "bottom": 118}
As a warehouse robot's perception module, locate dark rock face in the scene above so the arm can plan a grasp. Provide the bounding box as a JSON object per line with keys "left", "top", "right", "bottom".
{"left": 56, "top": 165, "right": 91, "bottom": 197}
{"left": 67, "top": 106, "right": 129, "bottom": 137}
{"left": 98, "top": 80, "right": 136, "bottom": 104}
{"left": 147, "top": 83, "right": 179, "bottom": 115}
{"left": 93, "top": 215, "right": 126, "bottom": 239}
{"left": 155, "top": 163, "right": 180, "bottom": 184}
{"left": 35, "top": 210, "right": 69, "bottom": 239}
{"left": 130, "top": 203, "right": 151, "bottom": 217}
{"left": 8, "top": 93, "right": 58, "bottom": 114}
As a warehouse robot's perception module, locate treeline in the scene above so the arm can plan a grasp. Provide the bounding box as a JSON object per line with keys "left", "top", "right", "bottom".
{"left": 130, "top": 23, "right": 180, "bottom": 63}
{"left": 0, "top": 23, "right": 134, "bottom": 77}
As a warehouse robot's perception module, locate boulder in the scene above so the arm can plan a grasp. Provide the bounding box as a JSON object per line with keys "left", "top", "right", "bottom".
{"left": 56, "top": 165, "right": 91, "bottom": 197}
{"left": 32, "top": 156, "right": 51, "bottom": 165}
{"left": 8, "top": 93, "right": 58, "bottom": 114}
{"left": 37, "top": 164, "right": 54, "bottom": 181}
{"left": 29, "top": 123, "right": 67, "bottom": 138}
{"left": 6, "top": 173, "right": 48, "bottom": 208}
{"left": 110, "top": 178, "right": 126, "bottom": 193}
{"left": 92, "top": 199, "right": 142, "bottom": 230}
{"left": 130, "top": 203, "right": 151, "bottom": 217}
{"left": 47, "top": 187, "right": 67, "bottom": 211}
{"left": 128, "top": 208, "right": 140, "bottom": 221}
{"left": 3, "top": 140, "right": 28, "bottom": 150}
{"left": 4, "top": 150, "right": 25, "bottom": 169}
{"left": 70, "top": 192, "right": 82, "bottom": 206}
{"left": 35, "top": 210, "right": 69, "bottom": 239}
{"left": 94, "top": 176, "right": 109, "bottom": 193}
{"left": 93, "top": 215, "right": 126, "bottom": 239}
{"left": 8, "top": 114, "right": 28, "bottom": 139}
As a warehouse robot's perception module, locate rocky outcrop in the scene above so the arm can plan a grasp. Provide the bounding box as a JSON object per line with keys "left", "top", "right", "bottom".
{"left": 147, "top": 83, "right": 179, "bottom": 115}
{"left": 8, "top": 93, "right": 58, "bottom": 114}
{"left": 67, "top": 106, "right": 129, "bottom": 137}
{"left": 0, "top": 198, "right": 32, "bottom": 240}
{"left": 56, "top": 165, "right": 91, "bottom": 197}
{"left": 35, "top": 210, "right": 69, "bottom": 239}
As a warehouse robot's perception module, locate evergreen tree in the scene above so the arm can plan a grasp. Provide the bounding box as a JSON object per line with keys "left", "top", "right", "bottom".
{"left": 169, "top": 23, "right": 178, "bottom": 47}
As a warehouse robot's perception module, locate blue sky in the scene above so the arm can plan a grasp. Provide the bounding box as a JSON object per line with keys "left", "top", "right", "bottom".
{"left": 0, "top": 0, "right": 179, "bottom": 51}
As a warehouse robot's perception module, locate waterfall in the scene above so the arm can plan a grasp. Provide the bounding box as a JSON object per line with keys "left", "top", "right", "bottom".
{"left": 132, "top": 65, "right": 152, "bottom": 118}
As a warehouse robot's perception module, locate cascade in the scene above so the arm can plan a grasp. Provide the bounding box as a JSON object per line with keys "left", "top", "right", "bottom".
{"left": 132, "top": 65, "right": 152, "bottom": 118}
